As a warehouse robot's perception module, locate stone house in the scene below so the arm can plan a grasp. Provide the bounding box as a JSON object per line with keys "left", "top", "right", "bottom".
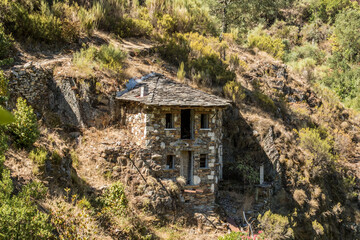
{"left": 116, "top": 73, "right": 230, "bottom": 202}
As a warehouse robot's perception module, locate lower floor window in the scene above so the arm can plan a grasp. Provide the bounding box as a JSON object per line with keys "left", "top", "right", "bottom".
{"left": 166, "top": 155, "right": 175, "bottom": 169}
{"left": 200, "top": 154, "right": 207, "bottom": 168}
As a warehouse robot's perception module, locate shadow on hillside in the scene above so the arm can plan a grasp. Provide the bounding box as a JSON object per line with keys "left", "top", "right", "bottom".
{"left": 221, "top": 103, "right": 360, "bottom": 239}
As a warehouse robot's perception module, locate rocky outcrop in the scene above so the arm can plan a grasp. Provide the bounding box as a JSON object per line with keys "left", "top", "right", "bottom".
{"left": 6, "top": 62, "right": 116, "bottom": 129}
{"left": 263, "top": 127, "right": 282, "bottom": 192}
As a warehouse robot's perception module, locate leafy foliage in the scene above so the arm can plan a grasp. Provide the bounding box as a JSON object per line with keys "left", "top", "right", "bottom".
{"left": 218, "top": 231, "right": 266, "bottom": 240}
{"left": 258, "top": 210, "right": 294, "bottom": 240}
{"left": 248, "top": 26, "right": 285, "bottom": 59}
{"left": 0, "top": 156, "right": 53, "bottom": 239}
{"left": 223, "top": 80, "right": 245, "bottom": 104}
{"left": 0, "top": 23, "right": 12, "bottom": 60}
{"left": 100, "top": 181, "right": 127, "bottom": 215}
{"left": 7, "top": 98, "right": 39, "bottom": 148}
{"left": 298, "top": 128, "right": 334, "bottom": 177}
{"left": 0, "top": 70, "right": 8, "bottom": 104}
{"left": 334, "top": 9, "right": 360, "bottom": 62}
{"left": 51, "top": 191, "right": 93, "bottom": 240}
{"left": 73, "top": 44, "right": 127, "bottom": 75}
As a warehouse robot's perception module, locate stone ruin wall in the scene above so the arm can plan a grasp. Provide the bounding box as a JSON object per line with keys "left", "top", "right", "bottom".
{"left": 6, "top": 62, "right": 52, "bottom": 109}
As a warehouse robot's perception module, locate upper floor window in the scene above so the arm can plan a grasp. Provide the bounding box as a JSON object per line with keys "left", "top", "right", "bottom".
{"left": 201, "top": 114, "right": 209, "bottom": 129}
{"left": 166, "top": 155, "right": 175, "bottom": 169}
{"left": 200, "top": 154, "right": 208, "bottom": 168}
{"left": 166, "top": 113, "right": 174, "bottom": 128}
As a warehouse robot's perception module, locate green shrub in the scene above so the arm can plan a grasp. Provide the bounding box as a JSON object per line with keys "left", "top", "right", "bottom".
{"left": 248, "top": 26, "right": 285, "bottom": 59}
{"left": 0, "top": 129, "right": 7, "bottom": 155}
{"left": 0, "top": 70, "right": 8, "bottom": 104}
{"left": 116, "top": 16, "right": 153, "bottom": 37}
{"left": 0, "top": 163, "right": 52, "bottom": 239}
{"left": 158, "top": 35, "right": 190, "bottom": 65}
{"left": 322, "top": 66, "right": 360, "bottom": 109}
{"left": 73, "top": 44, "right": 127, "bottom": 75}
{"left": 77, "top": 196, "right": 92, "bottom": 210}
{"left": 309, "top": 0, "right": 352, "bottom": 23}
{"left": 158, "top": 13, "right": 176, "bottom": 35}
{"left": 223, "top": 80, "right": 245, "bottom": 104}
{"left": 258, "top": 210, "right": 294, "bottom": 240}
{"left": 51, "top": 193, "right": 92, "bottom": 240}
{"left": 270, "top": 20, "right": 300, "bottom": 46}
{"left": 97, "top": 44, "right": 127, "bottom": 72}
{"left": 29, "top": 148, "right": 47, "bottom": 166}
{"left": 7, "top": 98, "right": 39, "bottom": 148}
{"left": 78, "top": 2, "right": 104, "bottom": 35}
{"left": 284, "top": 43, "right": 325, "bottom": 64}
{"left": 177, "top": 61, "right": 186, "bottom": 81}
{"left": 100, "top": 181, "right": 127, "bottom": 215}
{"left": 298, "top": 128, "right": 334, "bottom": 175}
{"left": 300, "top": 19, "right": 331, "bottom": 44}
{"left": 218, "top": 231, "right": 266, "bottom": 240}
{"left": 334, "top": 9, "right": 360, "bottom": 62}
{"left": 0, "top": 23, "right": 12, "bottom": 60}
{"left": 189, "top": 54, "right": 235, "bottom": 86}
{"left": 254, "top": 91, "right": 277, "bottom": 113}
{"left": 1, "top": 0, "right": 79, "bottom": 43}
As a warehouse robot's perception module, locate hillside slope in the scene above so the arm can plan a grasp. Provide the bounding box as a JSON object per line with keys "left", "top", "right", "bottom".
{"left": 1, "top": 28, "right": 360, "bottom": 240}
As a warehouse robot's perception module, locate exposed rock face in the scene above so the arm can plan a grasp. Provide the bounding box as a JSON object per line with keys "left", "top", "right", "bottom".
{"left": 6, "top": 62, "right": 116, "bottom": 128}
{"left": 263, "top": 127, "right": 282, "bottom": 192}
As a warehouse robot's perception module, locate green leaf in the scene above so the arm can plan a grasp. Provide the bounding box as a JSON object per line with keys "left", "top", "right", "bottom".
{"left": 0, "top": 107, "right": 14, "bottom": 125}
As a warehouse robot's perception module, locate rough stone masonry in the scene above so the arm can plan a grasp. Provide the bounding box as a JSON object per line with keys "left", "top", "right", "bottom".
{"left": 116, "top": 73, "right": 231, "bottom": 205}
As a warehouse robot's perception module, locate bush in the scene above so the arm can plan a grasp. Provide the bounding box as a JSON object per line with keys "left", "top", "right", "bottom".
{"left": 309, "top": 0, "right": 352, "bottom": 23}
{"left": 218, "top": 231, "right": 266, "bottom": 240}
{"left": 100, "top": 181, "right": 127, "bottom": 215}
{"left": 7, "top": 98, "right": 39, "bottom": 148}
{"left": 334, "top": 9, "right": 360, "bottom": 62}
{"left": 298, "top": 128, "right": 334, "bottom": 176}
{"left": 0, "top": 161, "right": 52, "bottom": 239}
{"left": 73, "top": 44, "right": 127, "bottom": 75}
{"left": 177, "top": 61, "right": 186, "bottom": 81}
{"left": 248, "top": 26, "right": 285, "bottom": 59}
{"left": 0, "top": 70, "right": 8, "bottom": 104}
{"left": 51, "top": 193, "right": 92, "bottom": 240}
{"left": 158, "top": 35, "right": 190, "bottom": 65}
{"left": 29, "top": 148, "right": 47, "bottom": 175}
{"left": 258, "top": 210, "right": 294, "bottom": 240}
{"left": 284, "top": 43, "right": 325, "bottom": 64}
{"left": 322, "top": 66, "right": 360, "bottom": 109}
{"left": 78, "top": 2, "right": 104, "bottom": 35}
{"left": 189, "top": 54, "right": 235, "bottom": 86}
{"left": 1, "top": 0, "right": 79, "bottom": 43}
{"left": 116, "top": 16, "right": 153, "bottom": 37}
{"left": 0, "top": 23, "right": 12, "bottom": 60}
{"left": 223, "top": 80, "right": 245, "bottom": 104}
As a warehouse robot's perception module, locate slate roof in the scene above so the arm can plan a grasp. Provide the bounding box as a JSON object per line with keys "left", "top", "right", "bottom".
{"left": 116, "top": 73, "right": 231, "bottom": 107}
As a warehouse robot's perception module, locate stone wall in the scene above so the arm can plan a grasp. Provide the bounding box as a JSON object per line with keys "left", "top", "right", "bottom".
{"left": 6, "top": 62, "right": 116, "bottom": 128}
{"left": 144, "top": 106, "right": 224, "bottom": 194}
{"left": 119, "top": 102, "right": 147, "bottom": 145}
{"left": 7, "top": 62, "right": 52, "bottom": 109}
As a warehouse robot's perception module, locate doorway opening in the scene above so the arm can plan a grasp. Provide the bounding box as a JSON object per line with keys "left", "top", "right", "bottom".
{"left": 181, "top": 151, "right": 193, "bottom": 185}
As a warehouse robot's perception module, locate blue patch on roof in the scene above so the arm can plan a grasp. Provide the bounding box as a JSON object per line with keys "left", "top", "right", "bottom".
{"left": 116, "top": 72, "right": 162, "bottom": 97}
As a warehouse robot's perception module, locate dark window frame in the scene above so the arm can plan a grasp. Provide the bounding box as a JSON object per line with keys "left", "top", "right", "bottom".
{"left": 165, "top": 113, "right": 174, "bottom": 128}
{"left": 199, "top": 154, "right": 208, "bottom": 168}
{"left": 200, "top": 114, "right": 209, "bottom": 129}
{"left": 166, "top": 155, "right": 175, "bottom": 169}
